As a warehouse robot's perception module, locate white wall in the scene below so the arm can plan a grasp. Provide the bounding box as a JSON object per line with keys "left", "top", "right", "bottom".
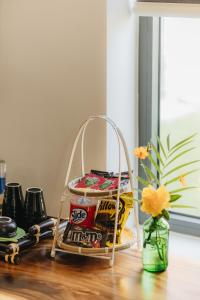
{"left": 107, "top": 0, "right": 138, "bottom": 173}
{"left": 107, "top": 0, "right": 138, "bottom": 229}
{"left": 0, "top": 0, "right": 106, "bottom": 216}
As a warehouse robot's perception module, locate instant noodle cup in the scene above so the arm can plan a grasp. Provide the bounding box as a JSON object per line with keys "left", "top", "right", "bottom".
{"left": 69, "top": 196, "right": 97, "bottom": 228}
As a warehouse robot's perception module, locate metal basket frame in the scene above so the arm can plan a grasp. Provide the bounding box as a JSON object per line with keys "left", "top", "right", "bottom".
{"left": 51, "top": 115, "right": 141, "bottom": 266}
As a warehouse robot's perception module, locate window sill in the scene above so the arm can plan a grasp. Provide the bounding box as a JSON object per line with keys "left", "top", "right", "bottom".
{"left": 169, "top": 230, "right": 200, "bottom": 261}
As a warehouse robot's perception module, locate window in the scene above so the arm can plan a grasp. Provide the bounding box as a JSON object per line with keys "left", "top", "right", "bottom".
{"left": 160, "top": 17, "right": 200, "bottom": 218}
{"left": 139, "top": 17, "right": 200, "bottom": 235}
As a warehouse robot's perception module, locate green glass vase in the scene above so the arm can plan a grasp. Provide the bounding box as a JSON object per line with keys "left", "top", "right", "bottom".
{"left": 142, "top": 217, "right": 169, "bottom": 272}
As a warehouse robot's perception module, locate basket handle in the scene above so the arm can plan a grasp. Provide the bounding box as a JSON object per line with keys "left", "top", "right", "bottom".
{"left": 80, "top": 115, "right": 135, "bottom": 192}
{"left": 80, "top": 116, "right": 121, "bottom": 177}
{"left": 64, "top": 115, "right": 122, "bottom": 189}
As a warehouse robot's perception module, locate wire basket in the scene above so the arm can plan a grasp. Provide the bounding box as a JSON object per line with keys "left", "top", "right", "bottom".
{"left": 50, "top": 115, "right": 141, "bottom": 267}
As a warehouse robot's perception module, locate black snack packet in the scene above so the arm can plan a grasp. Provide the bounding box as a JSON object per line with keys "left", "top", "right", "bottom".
{"left": 91, "top": 169, "right": 130, "bottom": 180}
{"left": 63, "top": 223, "right": 107, "bottom": 248}
{"left": 90, "top": 170, "right": 114, "bottom": 178}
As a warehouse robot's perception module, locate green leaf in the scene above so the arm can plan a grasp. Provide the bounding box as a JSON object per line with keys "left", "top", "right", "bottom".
{"left": 157, "top": 136, "right": 167, "bottom": 159}
{"left": 151, "top": 142, "right": 164, "bottom": 166}
{"left": 169, "top": 186, "right": 198, "bottom": 194}
{"left": 163, "top": 169, "right": 199, "bottom": 186}
{"left": 164, "top": 147, "right": 196, "bottom": 169}
{"left": 148, "top": 154, "right": 162, "bottom": 175}
{"left": 167, "top": 134, "right": 170, "bottom": 151}
{"left": 162, "top": 160, "right": 200, "bottom": 179}
{"left": 140, "top": 163, "right": 151, "bottom": 183}
{"left": 162, "top": 209, "right": 170, "bottom": 220}
{"left": 170, "top": 194, "right": 182, "bottom": 202}
{"left": 137, "top": 176, "right": 149, "bottom": 187}
{"left": 170, "top": 204, "right": 195, "bottom": 209}
{"left": 170, "top": 133, "right": 197, "bottom": 152}
{"left": 168, "top": 140, "right": 194, "bottom": 158}
{"left": 142, "top": 164, "right": 159, "bottom": 184}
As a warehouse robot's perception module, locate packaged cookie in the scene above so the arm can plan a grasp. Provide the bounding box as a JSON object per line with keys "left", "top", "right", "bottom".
{"left": 95, "top": 192, "right": 134, "bottom": 245}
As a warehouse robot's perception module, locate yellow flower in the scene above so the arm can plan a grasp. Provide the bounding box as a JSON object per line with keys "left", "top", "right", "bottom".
{"left": 141, "top": 185, "right": 170, "bottom": 217}
{"left": 134, "top": 147, "right": 149, "bottom": 160}
{"left": 179, "top": 175, "right": 187, "bottom": 186}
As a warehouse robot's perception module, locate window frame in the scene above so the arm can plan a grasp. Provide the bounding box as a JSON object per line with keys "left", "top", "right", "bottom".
{"left": 138, "top": 16, "right": 200, "bottom": 237}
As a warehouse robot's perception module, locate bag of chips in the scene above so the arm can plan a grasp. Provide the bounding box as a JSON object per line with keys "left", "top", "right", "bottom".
{"left": 95, "top": 192, "right": 134, "bottom": 245}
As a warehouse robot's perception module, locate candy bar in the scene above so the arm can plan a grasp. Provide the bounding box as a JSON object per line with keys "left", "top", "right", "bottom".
{"left": 63, "top": 223, "right": 107, "bottom": 248}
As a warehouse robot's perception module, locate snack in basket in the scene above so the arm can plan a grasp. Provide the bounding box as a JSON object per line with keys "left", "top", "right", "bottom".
{"left": 91, "top": 170, "right": 130, "bottom": 180}
{"left": 74, "top": 173, "right": 128, "bottom": 193}
{"left": 69, "top": 197, "right": 97, "bottom": 227}
{"left": 95, "top": 192, "right": 134, "bottom": 245}
{"left": 63, "top": 223, "right": 107, "bottom": 248}
{"left": 91, "top": 170, "right": 114, "bottom": 178}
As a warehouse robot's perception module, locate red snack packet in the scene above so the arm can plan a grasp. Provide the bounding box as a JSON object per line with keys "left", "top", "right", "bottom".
{"left": 75, "top": 173, "right": 119, "bottom": 191}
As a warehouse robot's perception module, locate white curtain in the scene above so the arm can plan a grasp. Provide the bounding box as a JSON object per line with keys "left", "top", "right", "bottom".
{"left": 134, "top": 0, "right": 200, "bottom": 17}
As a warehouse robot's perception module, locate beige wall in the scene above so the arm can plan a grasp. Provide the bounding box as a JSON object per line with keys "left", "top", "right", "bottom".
{"left": 0, "top": 0, "right": 106, "bottom": 216}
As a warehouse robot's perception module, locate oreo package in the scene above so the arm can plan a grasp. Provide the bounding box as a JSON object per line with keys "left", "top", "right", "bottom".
{"left": 63, "top": 223, "right": 107, "bottom": 248}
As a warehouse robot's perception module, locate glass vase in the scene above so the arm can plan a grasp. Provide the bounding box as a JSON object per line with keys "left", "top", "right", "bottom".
{"left": 142, "top": 216, "right": 169, "bottom": 272}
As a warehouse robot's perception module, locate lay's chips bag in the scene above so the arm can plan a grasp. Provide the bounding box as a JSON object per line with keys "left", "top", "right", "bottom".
{"left": 95, "top": 192, "right": 134, "bottom": 245}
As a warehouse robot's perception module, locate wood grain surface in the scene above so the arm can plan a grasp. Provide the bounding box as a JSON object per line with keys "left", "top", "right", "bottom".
{"left": 0, "top": 240, "right": 199, "bottom": 300}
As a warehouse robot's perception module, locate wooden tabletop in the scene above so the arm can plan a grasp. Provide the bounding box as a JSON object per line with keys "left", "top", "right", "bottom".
{"left": 0, "top": 240, "right": 199, "bottom": 300}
